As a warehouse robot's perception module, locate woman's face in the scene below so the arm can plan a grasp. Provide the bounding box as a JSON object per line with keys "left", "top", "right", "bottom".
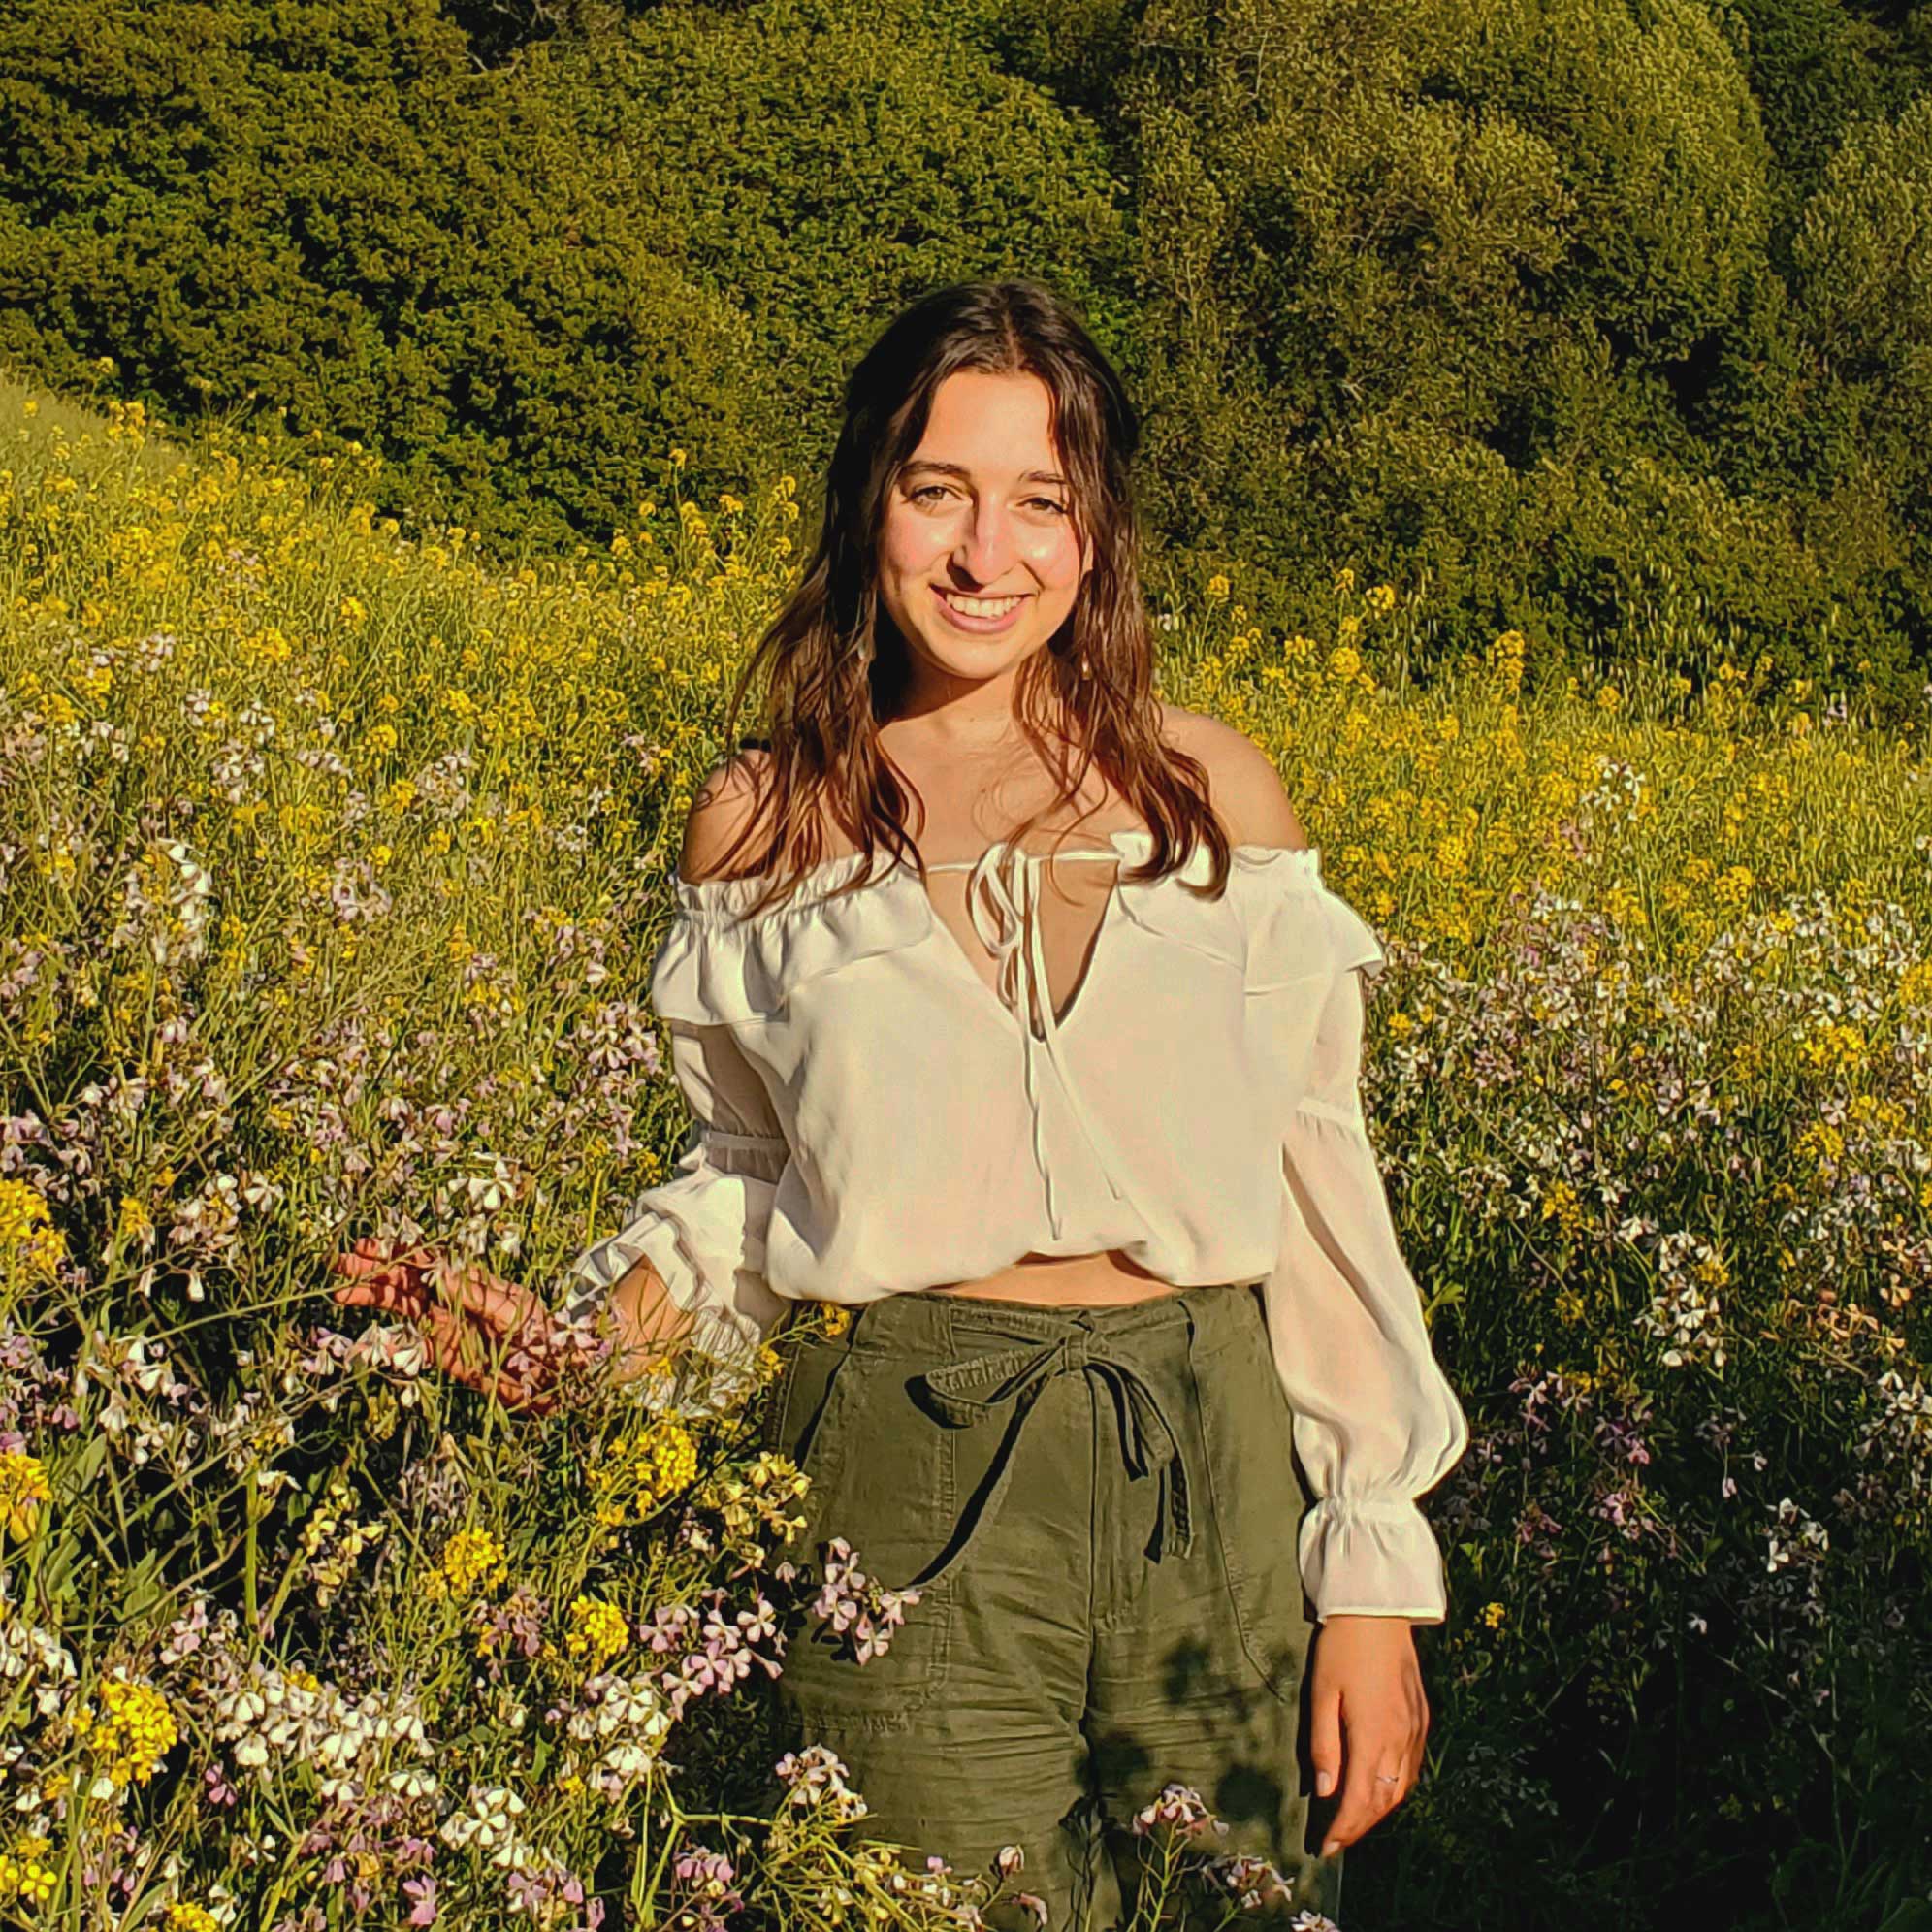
{"left": 876, "top": 368, "right": 1092, "bottom": 696}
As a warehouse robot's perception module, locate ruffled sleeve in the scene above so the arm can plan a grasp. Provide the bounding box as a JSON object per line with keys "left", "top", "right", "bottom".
{"left": 555, "top": 904, "right": 798, "bottom": 1402}
{"left": 1237, "top": 848, "right": 1470, "bottom": 1623}
{"left": 644, "top": 854, "right": 930, "bottom": 1025}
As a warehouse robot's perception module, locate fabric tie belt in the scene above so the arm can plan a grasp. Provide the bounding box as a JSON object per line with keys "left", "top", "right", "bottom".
{"left": 900, "top": 1322, "right": 1196, "bottom": 1592}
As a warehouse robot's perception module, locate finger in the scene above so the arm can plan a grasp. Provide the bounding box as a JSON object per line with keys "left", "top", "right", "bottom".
{"left": 341, "top": 1234, "right": 428, "bottom": 1272}
{"left": 1405, "top": 1687, "right": 1431, "bottom": 1793}
{"left": 1375, "top": 1753, "right": 1411, "bottom": 1813}
{"left": 331, "top": 1269, "right": 432, "bottom": 1317}
{"left": 499, "top": 1373, "right": 558, "bottom": 1417}
{"left": 1323, "top": 1723, "right": 1401, "bottom": 1854}
{"left": 420, "top": 1306, "right": 489, "bottom": 1393}
{"left": 329, "top": 1243, "right": 428, "bottom": 1302}
{"left": 1309, "top": 1676, "right": 1343, "bottom": 1804}
{"left": 427, "top": 1257, "right": 531, "bottom": 1336}
{"left": 329, "top": 1243, "right": 405, "bottom": 1282}
{"left": 463, "top": 1304, "right": 561, "bottom": 1382}
{"left": 485, "top": 1348, "right": 562, "bottom": 1414}
{"left": 332, "top": 1259, "right": 415, "bottom": 1305}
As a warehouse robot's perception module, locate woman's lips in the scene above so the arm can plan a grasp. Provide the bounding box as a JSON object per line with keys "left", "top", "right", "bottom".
{"left": 931, "top": 584, "right": 1031, "bottom": 633}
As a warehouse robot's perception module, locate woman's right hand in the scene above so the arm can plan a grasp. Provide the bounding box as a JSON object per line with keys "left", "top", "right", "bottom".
{"left": 328, "top": 1237, "right": 570, "bottom": 1415}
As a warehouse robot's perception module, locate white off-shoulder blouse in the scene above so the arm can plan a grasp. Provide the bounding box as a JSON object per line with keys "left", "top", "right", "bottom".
{"left": 560, "top": 828, "right": 1469, "bottom": 1623}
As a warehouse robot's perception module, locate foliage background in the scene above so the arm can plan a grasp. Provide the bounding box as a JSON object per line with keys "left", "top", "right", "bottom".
{"left": 3, "top": 0, "right": 1931, "bottom": 718}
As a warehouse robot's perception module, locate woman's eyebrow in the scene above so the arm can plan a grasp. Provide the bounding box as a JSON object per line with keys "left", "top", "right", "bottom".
{"left": 900, "top": 459, "right": 1070, "bottom": 486}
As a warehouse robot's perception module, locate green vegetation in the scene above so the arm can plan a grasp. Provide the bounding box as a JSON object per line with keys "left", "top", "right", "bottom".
{"left": 3, "top": 0, "right": 1929, "bottom": 715}
{"left": 1, "top": 368, "right": 1928, "bottom": 1928}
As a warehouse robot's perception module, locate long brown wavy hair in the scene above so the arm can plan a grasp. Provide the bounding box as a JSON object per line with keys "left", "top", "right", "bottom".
{"left": 704, "top": 277, "right": 1232, "bottom": 916}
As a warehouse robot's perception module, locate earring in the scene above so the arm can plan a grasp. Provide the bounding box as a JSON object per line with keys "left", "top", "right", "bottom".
{"left": 1079, "top": 652, "right": 1092, "bottom": 679}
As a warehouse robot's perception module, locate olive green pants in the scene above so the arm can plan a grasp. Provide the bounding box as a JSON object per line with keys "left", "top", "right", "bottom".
{"left": 763, "top": 1282, "right": 1342, "bottom": 1930}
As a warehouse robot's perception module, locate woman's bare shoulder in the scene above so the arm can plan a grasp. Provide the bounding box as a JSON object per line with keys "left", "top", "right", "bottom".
{"left": 680, "top": 748, "right": 776, "bottom": 886}
{"left": 1156, "top": 703, "right": 1308, "bottom": 851}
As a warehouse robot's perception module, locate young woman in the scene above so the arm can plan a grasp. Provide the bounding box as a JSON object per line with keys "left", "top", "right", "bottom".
{"left": 331, "top": 279, "right": 1469, "bottom": 1930}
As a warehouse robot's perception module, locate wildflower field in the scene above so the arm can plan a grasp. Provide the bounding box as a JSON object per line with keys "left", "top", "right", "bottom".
{"left": 1, "top": 375, "right": 1929, "bottom": 1932}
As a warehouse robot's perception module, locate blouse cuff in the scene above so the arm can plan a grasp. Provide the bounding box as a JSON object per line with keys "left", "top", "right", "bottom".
{"left": 558, "top": 1150, "right": 786, "bottom": 1413}
{"left": 1298, "top": 1494, "right": 1451, "bottom": 1624}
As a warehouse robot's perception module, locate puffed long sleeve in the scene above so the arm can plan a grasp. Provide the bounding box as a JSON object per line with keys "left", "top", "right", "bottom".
{"left": 558, "top": 1017, "right": 790, "bottom": 1385}
{"left": 1260, "top": 935, "right": 1470, "bottom": 1624}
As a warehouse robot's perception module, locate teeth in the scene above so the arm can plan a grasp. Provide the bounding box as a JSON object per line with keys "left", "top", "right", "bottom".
{"left": 940, "top": 590, "right": 1023, "bottom": 617}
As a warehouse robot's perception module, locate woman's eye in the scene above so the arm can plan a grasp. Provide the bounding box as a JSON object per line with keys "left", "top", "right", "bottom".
{"left": 905, "top": 485, "right": 1067, "bottom": 515}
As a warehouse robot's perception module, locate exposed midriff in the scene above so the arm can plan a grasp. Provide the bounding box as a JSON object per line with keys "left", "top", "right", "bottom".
{"left": 925, "top": 1244, "right": 1185, "bottom": 1306}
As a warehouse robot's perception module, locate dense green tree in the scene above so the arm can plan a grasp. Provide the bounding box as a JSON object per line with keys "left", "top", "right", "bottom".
{"left": 1103, "top": 0, "right": 1925, "bottom": 701}
{"left": 541, "top": 0, "right": 1131, "bottom": 477}
{"left": 1720, "top": 0, "right": 1895, "bottom": 224}
{"left": 0, "top": 0, "right": 1125, "bottom": 551}
{"left": 0, "top": 0, "right": 781, "bottom": 550}
{"left": 1, "top": 0, "right": 1926, "bottom": 703}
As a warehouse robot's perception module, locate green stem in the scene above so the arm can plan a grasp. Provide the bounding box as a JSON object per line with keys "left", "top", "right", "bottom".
{"left": 242, "top": 1470, "right": 266, "bottom": 1634}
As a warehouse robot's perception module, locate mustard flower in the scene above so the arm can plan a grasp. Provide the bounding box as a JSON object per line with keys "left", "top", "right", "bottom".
{"left": 432, "top": 1528, "right": 509, "bottom": 1601}
{"left": 0, "top": 1841, "right": 57, "bottom": 1906}
{"left": 69, "top": 1672, "right": 179, "bottom": 1796}
{"left": 564, "top": 1594, "right": 629, "bottom": 1671}
{"left": 588, "top": 1421, "right": 699, "bottom": 1530}
{"left": 0, "top": 1451, "right": 51, "bottom": 1541}
{"left": 0, "top": 1179, "right": 64, "bottom": 1281}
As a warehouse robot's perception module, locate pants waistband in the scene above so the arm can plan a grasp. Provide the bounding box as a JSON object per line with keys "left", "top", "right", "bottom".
{"left": 802, "top": 1280, "right": 1266, "bottom": 1595}
{"left": 811, "top": 1277, "right": 1265, "bottom": 1358}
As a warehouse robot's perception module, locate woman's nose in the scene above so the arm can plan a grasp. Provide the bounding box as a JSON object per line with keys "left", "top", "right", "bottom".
{"left": 952, "top": 504, "right": 1020, "bottom": 585}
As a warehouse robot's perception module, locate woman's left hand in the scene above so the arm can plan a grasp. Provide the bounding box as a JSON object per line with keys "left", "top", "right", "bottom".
{"left": 1307, "top": 1613, "right": 1430, "bottom": 1856}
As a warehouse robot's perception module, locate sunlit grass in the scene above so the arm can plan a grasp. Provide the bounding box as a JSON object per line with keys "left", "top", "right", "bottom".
{"left": 2, "top": 372, "right": 1927, "bottom": 1927}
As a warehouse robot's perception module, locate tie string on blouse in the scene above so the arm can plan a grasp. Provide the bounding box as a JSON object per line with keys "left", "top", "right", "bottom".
{"left": 927, "top": 838, "right": 1151, "bottom": 1242}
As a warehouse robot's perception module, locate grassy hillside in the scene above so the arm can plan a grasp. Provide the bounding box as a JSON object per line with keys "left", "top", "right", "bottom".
{"left": 1, "top": 379, "right": 1929, "bottom": 1929}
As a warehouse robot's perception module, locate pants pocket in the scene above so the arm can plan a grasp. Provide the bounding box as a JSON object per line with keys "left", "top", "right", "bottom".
{"left": 1188, "top": 1321, "right": 1313, "bottom": 1706}
{"left": 772, "top": 1341, "right": 958, "bottom": 1732}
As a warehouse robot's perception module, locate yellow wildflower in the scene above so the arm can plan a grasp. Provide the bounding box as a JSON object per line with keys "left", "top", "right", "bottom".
{"left": 1540, "top": 1179, "right": 1585, "bottom": 1239}
{"left": 587, "top": 1422, "right": 699, "bottom": 1530}
{"left": 0, "top": 1451, "right": 51, "bottom": 1541}
{"left": 1798, "top": 1022, "right": 1865, "bottom": 1076}
{"left": 432, "top": 1528, "right": 509, "bottom": 1601}
{"left": 0, "top": 1180, "right": 64, "bottom": 1281}
{"left": 0, "top": 1845, "right": 58, "bottom": 1906}
{"left": 564, "top": 1595, "right": 629, "bottom": 1671}
{"left": 69, "top": 1674, "right": 178, "bottom": 1794}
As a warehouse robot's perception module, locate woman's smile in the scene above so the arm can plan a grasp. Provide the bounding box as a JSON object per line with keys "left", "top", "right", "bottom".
{"left": 931, "top": 584, "right": 1033, "bottom": 632}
